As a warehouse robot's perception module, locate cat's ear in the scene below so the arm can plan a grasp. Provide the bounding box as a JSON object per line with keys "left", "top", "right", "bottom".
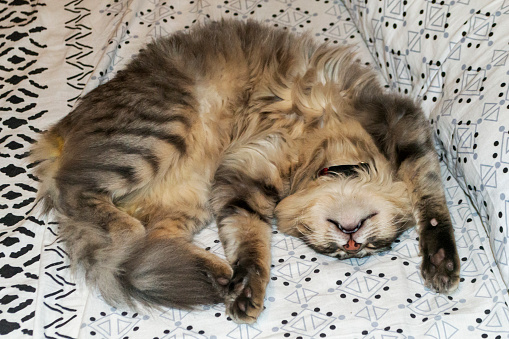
{"left": 290, "top": 140, "right": 328, "bottom": 193}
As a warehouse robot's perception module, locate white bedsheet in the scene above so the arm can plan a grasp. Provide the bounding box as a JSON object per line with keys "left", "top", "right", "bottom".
{"left": 1, "top": 1, "right": 508, "bottom": 338}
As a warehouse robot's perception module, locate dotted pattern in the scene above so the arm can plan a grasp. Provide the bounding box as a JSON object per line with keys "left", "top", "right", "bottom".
{"left": 1, "top": 0, "right": 509, "bottom": 338}
{"left": 343, "top": 0, "right": 509, "bottom": 290}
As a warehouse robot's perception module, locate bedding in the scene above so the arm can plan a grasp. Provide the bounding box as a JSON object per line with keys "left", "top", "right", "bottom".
{"left": 1, "top": 0, "right": 508, "bottom": 338}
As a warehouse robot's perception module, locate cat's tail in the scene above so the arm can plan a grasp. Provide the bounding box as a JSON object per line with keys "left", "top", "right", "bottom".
{"left": 31, "top": 129, "right": 224, "bottom": 309}
{"left": 59, "top": 217, "right": 224, "bottom": 309}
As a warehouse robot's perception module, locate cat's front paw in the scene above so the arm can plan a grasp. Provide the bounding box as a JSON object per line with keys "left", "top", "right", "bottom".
{"left": 225, "top": 260, "right": 268, "bottom": 324}
{"left": 420, "top": 218, "right": 460, "bottom": 293}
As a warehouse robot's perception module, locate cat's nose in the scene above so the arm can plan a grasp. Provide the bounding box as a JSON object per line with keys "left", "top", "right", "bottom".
{"left": 338, "top": 221, "right": 362, "bottom": 234}
{"left": 328, "top": 212, "right": 377, "bottom": 235}
{"left": 328, "top": 218, "right": 362, "bottom": 234}
{"left": 327, "top": 218, "right": 361, "bottom": 234}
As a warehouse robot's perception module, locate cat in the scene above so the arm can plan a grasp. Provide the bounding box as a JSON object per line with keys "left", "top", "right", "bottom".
{"left": 31, "top": 19, "right": 460, "bottom": 324}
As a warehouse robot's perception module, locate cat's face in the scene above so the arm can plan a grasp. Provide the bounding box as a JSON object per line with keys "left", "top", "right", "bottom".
{"left": 275, "top": 170, "right": 414, "bottom": 259}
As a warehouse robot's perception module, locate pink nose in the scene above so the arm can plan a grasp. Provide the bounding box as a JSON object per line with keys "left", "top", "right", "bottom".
{"left": 344, "top": 239, "right": 361, "bottom": 252}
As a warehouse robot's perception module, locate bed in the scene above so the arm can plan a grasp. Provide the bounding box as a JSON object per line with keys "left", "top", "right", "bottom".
{"left": 1, "top": 0, "right": 508, "bottom": 338}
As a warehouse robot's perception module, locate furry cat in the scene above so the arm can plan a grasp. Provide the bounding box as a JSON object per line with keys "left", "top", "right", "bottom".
{"left": 31, "top": 19, "right": 460, "bottom": 324}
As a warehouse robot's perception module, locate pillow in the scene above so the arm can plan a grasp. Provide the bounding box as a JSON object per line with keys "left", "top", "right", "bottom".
{"left": 341, "top": 0, "right": 509, "bottom": 287}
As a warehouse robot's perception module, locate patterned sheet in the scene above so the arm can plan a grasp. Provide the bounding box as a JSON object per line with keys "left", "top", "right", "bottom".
{"left": 0, "top": 0, "right": 508, "bottom": 338}
{"left": 342, "top": 0, "right": 509, "bottom": 291}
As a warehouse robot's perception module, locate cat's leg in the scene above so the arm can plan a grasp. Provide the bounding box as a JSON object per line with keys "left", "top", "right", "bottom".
{"left": 357, "top": 94, "right": 460, "bottom": 293}
{"left": 396, "top": 145, "right": 460, "bottom": 293}
{"left": 211, "top": 144, "right": 285, "bottom": 323}
{"left": 145, "top": 207, "right": 234, "bottom": 296}
{"left": 217, "top": 211, "right": 272, "bottom": 323}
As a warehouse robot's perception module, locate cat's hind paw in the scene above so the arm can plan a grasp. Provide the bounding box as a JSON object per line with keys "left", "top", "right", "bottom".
{"left": 225, "top": 261, "right": 268, "bottom": 324}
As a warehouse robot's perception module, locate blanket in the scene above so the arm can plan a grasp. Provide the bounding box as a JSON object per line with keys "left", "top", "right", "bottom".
{"left": 1, "top": 0, "right": 508, "bottom": 338}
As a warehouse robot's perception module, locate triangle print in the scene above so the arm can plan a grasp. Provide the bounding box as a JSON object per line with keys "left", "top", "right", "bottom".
{"left": 434, "top": 296, "right": 450, "bottom": 309}
{"left": 495, "top": 242, "right": 507, "bottom": 265}
{"left": 310, "top": 314, "right": 328, "bottom": 330}
{"left": 482, "top": 103, "right": 500, "bottom": 122}
{"left": 441, "top": 99, "right": 454, "bottom": 116}
{"left": 425, "top": 320, "right": 459, "bottom": 338}
{"left": 117, "top": 319, "right": 133, "bottom": 335}
{"left": 472, "top": 16, "right": 490, "bottom": 38}
{"left": 355, "top": 307, "right": 371, "bottom": 321}
{"left": 480, "top": 164, "right": 497, "bottom": 188}
{"left": 290, "top": 317, "right": 307, "bottom": 331}
{"left": 477, "top": 303, "right": 509, "bottom": 332}
{"left": 463, "top": 72, "right": 482, "bottom": 93}
{"left": 326, "top": 25, "right": 342, "bottom": 38}
{"left": 325, "top": 5, "right": 340, "bottom": 16}
{"left": 407, "top": 271, "right": 424, "bottom": 285}
{"left": 492, "top": 50, "right": 508, "bottom": 67}
{"left": 442, "top": 321, "right": 459, "bottom": 338}
{"left": 277, "top": 262, "right": 294, "bottom": 279}
{"left": 89, "top": 314, "right": 139, "bottom": 338}
{"left": 97, "top": 319, "right": 111, "bottom": 336}
{"left": 424, "top": 323, "right": 440, "bottom": 338}
{"left": 502, "top": 132, "right": 509, "bottom": 164}
{"left": 448, "top": 42, "right": 461, "bottom": 60}
{"left": 273, "top": 238, "right": 289, "bottom": 251}
{"left": 456, "top": 127, "right": 473, "bottom": 151}
{"left": 502, "top": 0, "right": 509, "bottom": 14}
{"left": 345, "top": 277, "right": 362, "bottom": 293}
{"left": 408, "top": 31, "right": 421, "bottom": 53}
{"left": 364, "top": 276, "right": 382, "bottom": 292}
{"left": 283, "top": 310, "right": 333, "bottom": 336}
{"left": 386, "top": 0, "right": 402, "bottom": 16}
{"left": 226, "top": 0, "right": 259, "bottom": 14}
{"left": 430, "top": 12, "right": 445, "bottom": 29}
{"left": 227, "top": 324, "right": 262, "bottom": 339}
{"left": 296, "top": 261, "right": 312, "bottom": 276}
{"left": 426, "top": 4, "right": 447, "bottom": 30}
{"left": 372, "top": 306, "right": 388, "bottom": 320}
{"left": 302, "top": 288, "right": 318, "bottom": 302}
{"left": 285, "top": 290, "right": 301, "bottom": 304}
{"left": 414, "top": 299, "right": 432, "bottom": 313}
{"left": 461, "top": 257, "right": 479, "bottom": 273}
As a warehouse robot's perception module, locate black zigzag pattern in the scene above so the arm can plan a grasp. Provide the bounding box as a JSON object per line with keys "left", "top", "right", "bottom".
{"left": 0, "top": 0, "right": 48, "bottom": 337}
{"left": 38, "top": 2, "right": 96, "bottom": 338}
{"left": 39, "top": 222, "right": 82, "bottom": 339}
{"left": 64, "top": 0, "right": 94, "bottom": 108}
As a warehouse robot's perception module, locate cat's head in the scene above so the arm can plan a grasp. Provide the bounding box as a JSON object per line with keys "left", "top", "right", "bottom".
{"left": 275, "top": 161, "right": 414, "bottom": 259}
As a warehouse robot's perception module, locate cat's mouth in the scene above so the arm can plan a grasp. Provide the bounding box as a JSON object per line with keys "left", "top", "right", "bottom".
{"left": 300, "top": 233, "right": 392, "bottom": 259}
{"left": 335, "top": 242, "right": 391, "bottom": 259}
{"left": 301, "top": 236, "right": 364, "bottom": 257}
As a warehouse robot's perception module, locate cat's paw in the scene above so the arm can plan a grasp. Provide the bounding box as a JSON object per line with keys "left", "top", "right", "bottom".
{"left": 199, "top": 254, "right": 234, "bottom": 298}
{"left": 420, "top": 218, "right": 460, "bottom": 293}
{"left": 225, "top": 261, "right": 268, "bottom": 324}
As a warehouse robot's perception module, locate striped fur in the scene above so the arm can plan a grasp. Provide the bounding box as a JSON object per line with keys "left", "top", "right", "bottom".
{"left": 31, "top": 20, "right": 459, "bottom": 323}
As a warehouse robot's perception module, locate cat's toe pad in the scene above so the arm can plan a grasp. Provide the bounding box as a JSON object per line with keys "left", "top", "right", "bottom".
{"left": 422, "top": 247, "right": 459, "bottom": 293}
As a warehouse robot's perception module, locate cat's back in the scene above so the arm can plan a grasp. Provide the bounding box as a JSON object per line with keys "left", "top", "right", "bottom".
{"left": 34, "top": 21, "right": 312, "bottom": 196}
{"left": 144, "top": 20, "right": 308, "bottom": 75}
{"left": 56, "top": 20, "right": 315, "bottom": 138}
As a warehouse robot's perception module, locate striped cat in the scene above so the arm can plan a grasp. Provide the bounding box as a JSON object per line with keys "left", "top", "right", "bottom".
{"left": 31, "top": 20, "right": 460, "bottom": 324}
